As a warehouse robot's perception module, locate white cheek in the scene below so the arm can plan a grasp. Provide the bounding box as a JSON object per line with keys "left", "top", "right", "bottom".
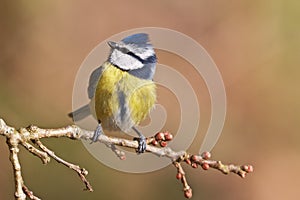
{"left": 110, "top": 50, "right": 143, "bottom": 70}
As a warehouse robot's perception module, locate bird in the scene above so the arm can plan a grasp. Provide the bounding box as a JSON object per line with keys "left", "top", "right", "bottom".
{"left": 68, "top": 33, "right": 157, "bottom": 153}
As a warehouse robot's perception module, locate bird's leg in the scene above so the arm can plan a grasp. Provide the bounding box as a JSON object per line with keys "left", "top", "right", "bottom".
{"left": 132, "top": 126, "right": 146, "bottom": 154}
{"left": 92, "top": 123, "right": 103, "bottom": 143}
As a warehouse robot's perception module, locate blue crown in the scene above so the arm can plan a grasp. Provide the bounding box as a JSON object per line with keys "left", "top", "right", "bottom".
{"left": 121, "top": 33, "right": 149, "bottom": 45}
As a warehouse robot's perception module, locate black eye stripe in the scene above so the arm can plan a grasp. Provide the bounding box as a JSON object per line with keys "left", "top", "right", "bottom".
{"left": 117, "top": 47, "right": 145, "bottom": 62}
{"left": 126, "top": 51, "right": 157, "bottom": 64}
{"left": 126, "top": 51, "right": 144, "bottom": 63}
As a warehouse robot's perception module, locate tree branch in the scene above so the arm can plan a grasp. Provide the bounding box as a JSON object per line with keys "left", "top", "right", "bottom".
{"left": 0, "top": 118, "right": 253, "bottom": 199}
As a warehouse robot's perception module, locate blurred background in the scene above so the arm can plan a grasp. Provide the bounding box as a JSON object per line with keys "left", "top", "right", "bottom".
{"left": 0, "top": 0, "right": 299, "bottom": 199}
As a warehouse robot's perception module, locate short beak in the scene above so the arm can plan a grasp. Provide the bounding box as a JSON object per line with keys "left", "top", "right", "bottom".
{"left": 107, "top": 41, "right": 118, "bottom": 49}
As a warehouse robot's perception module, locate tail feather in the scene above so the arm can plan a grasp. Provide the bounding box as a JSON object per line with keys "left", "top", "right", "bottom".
{"left": 68, "top": 104, "right": 91, "bottom": 121}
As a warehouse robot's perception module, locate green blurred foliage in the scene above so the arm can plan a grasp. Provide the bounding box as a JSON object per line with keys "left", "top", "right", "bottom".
{"left": 0, "top": 0, "right": 299, "bottom": 199}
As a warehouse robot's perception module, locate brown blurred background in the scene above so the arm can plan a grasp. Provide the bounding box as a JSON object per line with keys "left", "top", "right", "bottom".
{"left": 0, "top": 0, "right": 299, "bottom": 199}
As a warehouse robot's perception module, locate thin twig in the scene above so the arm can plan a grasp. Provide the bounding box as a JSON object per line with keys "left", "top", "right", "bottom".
{"left": 104, "top": 142, "right": 126, "bottom": 160}
{"left": 21, "top": 141, "right": 50, "bottom": 164}
{"left": 22, "top": 185, "right": 41, "bottom": 200}
{"left": 174, "top": 161, "right": 192, "bottom": 198}
{"left": 8, "top": 142, "right": 26, "bottom": 200}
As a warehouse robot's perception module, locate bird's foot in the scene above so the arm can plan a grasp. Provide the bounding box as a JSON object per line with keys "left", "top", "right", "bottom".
{"left": 134, "top": 135, "right": 147, "bottom": 154}
{"left": 91, "top": 124, "right": 103, "bottom": 143}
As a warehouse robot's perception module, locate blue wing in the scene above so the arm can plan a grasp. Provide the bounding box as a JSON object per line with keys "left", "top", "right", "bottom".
{"left": 68, "top": 66, "right": 102, "bottom": 121}
{"left": 88, "top": 66, "right": 103, "bottom": 99}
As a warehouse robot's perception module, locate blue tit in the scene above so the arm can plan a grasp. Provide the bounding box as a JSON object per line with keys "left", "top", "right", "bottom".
{"left": 69, "top": 33, "right": 157, "bottom": 153}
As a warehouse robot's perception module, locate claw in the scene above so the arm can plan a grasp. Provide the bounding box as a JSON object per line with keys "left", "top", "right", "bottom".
{"left": 134, "top": 135, "right": 147, "bottom": 154}
{"left": 132, "top": 127, "right": 147, "bottom": 154}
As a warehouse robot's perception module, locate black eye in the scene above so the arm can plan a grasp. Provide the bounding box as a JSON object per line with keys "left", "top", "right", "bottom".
{"left": 119, "top": 47, "right": 130, "bottom": 53}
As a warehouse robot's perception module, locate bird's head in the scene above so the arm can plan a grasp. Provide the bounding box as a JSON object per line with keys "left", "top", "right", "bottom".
{"left": 108, "top": 33, "right": 157, "bottom": 74}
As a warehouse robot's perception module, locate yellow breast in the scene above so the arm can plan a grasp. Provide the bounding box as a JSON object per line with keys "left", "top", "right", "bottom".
{"left": 94, "top": 62, "right": 156, "bottom": 131}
